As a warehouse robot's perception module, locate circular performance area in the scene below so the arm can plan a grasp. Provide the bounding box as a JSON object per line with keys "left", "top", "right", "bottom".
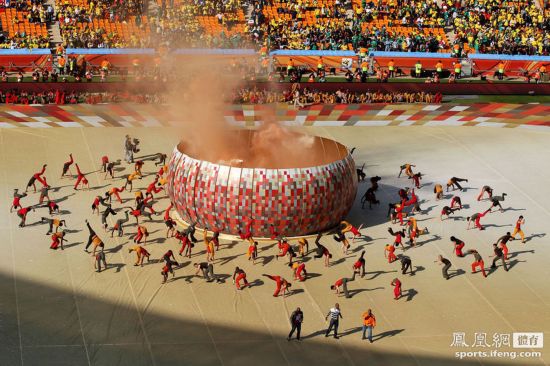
{"left": 166, "top": 132, "right": 358, "bottom": 237}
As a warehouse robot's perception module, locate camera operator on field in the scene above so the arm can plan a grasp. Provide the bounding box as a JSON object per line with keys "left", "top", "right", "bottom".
{"left": 124, "top": 135, "right": 140, "bottom": 164}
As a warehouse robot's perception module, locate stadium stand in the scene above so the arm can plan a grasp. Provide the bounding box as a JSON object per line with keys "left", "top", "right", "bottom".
{"left": 253, "top": 0, "right": 450, "bottom": 52}
{"left": 252, "top": 0, "right": 549, "bottom": 55}
{"left": 448, "top": 0, "right": 549, "bottom": 56}
{"left": 151, "top": 0, "right": 249, "bottom": 48}
{"left": 0, "top": 2, "right": 51, "bottom": 48}
{"left": 55, "top": 0, "right": 148, "bottom": 48}
{"left": 0, "top": 0, "right": 546, "bottom": 55}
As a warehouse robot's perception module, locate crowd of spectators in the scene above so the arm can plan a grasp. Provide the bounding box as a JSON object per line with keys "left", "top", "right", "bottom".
{"left": 405, "top": 0, "right": 549, "bottom": 56}
{"left": 1, "top": 0, "right": 54, "bottom": 22}
{"left": 59, "top": 24, "right": 129, "bottom": 48}
{"left": 247, "top": 0, "right": 549, "bottom": 55}
{"left": 0, "top": 85, "right": 440, "bottom": 105}
{"left": 0, "top": 0, "right": 53, "bottom": 48}
{"left": 56, "top": 0, "right": 143, "bottom": 24}
{"left": 0, "top": 88, "right": 166, "bottom": 104}
{"left": 52, "top": 0, "right": 548, "bottom": 55}
{"left": 0, "top": 32, "right": 50, "bottom": 48}
{"left": 447, "top": 0, "right": 549, "bottom": 56}
{"left": 1, "top": 0, "right": 548, "bottom": 55}
{"left": 55, "top": 0, "right": 251, "bottom": 49}
{"left": 259, "top": 23, "right": 447, "bottom": 53}
{"left": 144, "top": 1, "right": 247, "bottom": 49}
{"left": 234, "top": 86, "right": 441, "bottom": 104}
{"left": 250, "top": 0, "right": 448, "bottom": 52}
{"left": 56, "top": 0, "right": 145, "bottom": 48}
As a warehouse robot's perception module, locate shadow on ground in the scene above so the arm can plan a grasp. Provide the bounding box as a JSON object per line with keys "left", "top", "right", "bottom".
{"left": 0, "top": 272, "right": 507, "bottom": 366}
{"left": 347, "top": 183, "right": 421, "bottom": 229}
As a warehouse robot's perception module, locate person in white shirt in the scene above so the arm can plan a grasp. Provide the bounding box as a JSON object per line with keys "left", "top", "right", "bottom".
{"left": 325, "top": 303, "right": 343, "bottom": 339}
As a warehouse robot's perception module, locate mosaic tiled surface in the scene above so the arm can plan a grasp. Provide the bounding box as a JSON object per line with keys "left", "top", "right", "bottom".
{"left": 0, "top": 103, "right": 548, "bottom": 128}
{"left": 166, "top": 145, "right": 358, "bottom": 237}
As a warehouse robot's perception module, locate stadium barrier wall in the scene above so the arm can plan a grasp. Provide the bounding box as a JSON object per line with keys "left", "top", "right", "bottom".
{"left": 0, "top": 49, "right": 52, "bottom": 72}
{"left": 470, "top": 58, "right": 550, "bottom": 78}
{"left": 0, "top": 49, "right": 548, "bottom": 81}
{"left": 269, "top": 50, "right": 550, "bottom": 79}
{"left": 63, "top": 48, "right": 157, "bottom": 70}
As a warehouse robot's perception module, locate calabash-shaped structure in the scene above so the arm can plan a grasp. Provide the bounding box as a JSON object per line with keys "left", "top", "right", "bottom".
{"left": 167, "top": 133, "right": 357, "bottom": 237}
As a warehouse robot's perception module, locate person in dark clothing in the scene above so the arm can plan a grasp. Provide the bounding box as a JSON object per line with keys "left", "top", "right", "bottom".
{"left": 370, "top": 176, "right": 381, "bottom": 191}
{"left": 133, "top": 201, "right": 153, "bottom": 223}
{"left": 110, "top": 211, "right": 130, "bottom": 237}
{"left": 435, "top": 255, "right": 452, "bottom": 279}
{"left": 194, "top": 262, "right": 221, "bottom": 283}
{"left": 124, "top": 135, "right": 136, "bottom": 163}
{"left": 467, "top": 209, "right": 491, "bottom": 230}
{"left": 184, "top": 223, "right": 198, "bottom": 243}
{"left": 398, "top": 164, "right": 415, "bottom": 178}
{"left": 440, "top": 205, "right": 461, "bottom": 220}
{"left": 469, "top": 249, "right": 487, "bottom": 277}
{"left": 163, "top": 250, "right": 179, "bottom": 267}
{"left": 287, "top": 307, "right": 304, "bottom": 341}
{"left": 361, "top": 187, "right": 380, "bottom": 209}
{"left": 400, "top": 255, "right": 412, "bottom": 275}
{"left": 104, "top": 160, "right": 121, "bottom": 179}
{"left": 408, "top": 172, "right": 423, "bottom": 188}
{"left": 233, "top": 267, "right": 249, "bottom": 290}
{"left": 352, "top": 251, "right": 366, "bottom": 277}
{"left": 61, "top": 153, "right": 74, "bottom": 178}
{"left": 446, "top": 177, "right": 468, "bottom": 191}
{"left": 25, "top": 164, "right": 48, "bottom": 193}
{"left": 95, "top": 250, "right": 107, "bottom": 272}
{"left": 477, "top": 185, "right": 493, "bottom": 201}
{"left": 331, "top": 272, "right": 356, "bottom": 298}
{"left": 154, "top": 153, "right": 167, "bottom": 166}
{"left": 451, "top": 236, "right": 466, "bottom": 257}
{"left": 356, "top": 163, "right": 366, "bottom": 182}
{"left": 101, "top": 204, "right": 117, "bottom": 230}
{"left": 41, "top": 217, "right": 66, "bottom": 235}
{"left": 92, "top": 194, "right": 109, "bottom": 214}
{"left": 10, "top": 188, "right": 26, "bottom": 213}
{"left": 496, "top": 232, "right": 514, "bottom": 247}
{"left": 314, "top": 232, "right": 332, "bottom": 267}
{"left": 161, "top": 250, "right": 179, "bottom": 283}
{"left": 490, "top": 244, "right": 509, "bottom": 272}
{"left": 332, "top": 226, "right": 350, "bottom": 254}
{"left": 45, "top": 200, "right": 60, "bottom": 215}
{"left": 388, "top": 227, "right": 406, "bottom": 250}
{"left": 489, "top": 193, "right": 507, "bottom": 213}
{"left": 17, "top": 206, "right": 34, "bottom": 227}
{"left": 450, "top": 195, "right": 462, "bottom": 209}
{"left": 39, "top": 185, "right": 51, "bottom": 204}
{"left": 84, "top": 220, "right": 103, "bottom": 253}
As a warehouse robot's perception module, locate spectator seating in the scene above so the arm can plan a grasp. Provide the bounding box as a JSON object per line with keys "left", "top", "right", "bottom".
{"left": 0, "top": 8, "right": 48, "bottom": 39}
{"left": 0, "top": 0, "right": 546, "bottom": 55}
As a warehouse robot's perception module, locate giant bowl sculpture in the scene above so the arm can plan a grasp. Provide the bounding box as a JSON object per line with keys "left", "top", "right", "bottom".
{"left": 166, "top": 132, "right": 357, "bottom": 237}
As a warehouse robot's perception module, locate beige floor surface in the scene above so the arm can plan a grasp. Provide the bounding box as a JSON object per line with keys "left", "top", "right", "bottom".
{"left": 0, "top": 126, "right": 549, "bottom": 366}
